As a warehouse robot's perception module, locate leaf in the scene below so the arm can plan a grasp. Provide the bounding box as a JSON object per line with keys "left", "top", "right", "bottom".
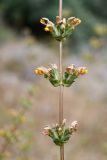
{"left": 49, "top": 127, "right": 72, "bottom": 146}
{"left": 63, "top": 73, "right": 78, "bottom": 87}
{"left": 61, "top": 127, "right": 70, "bottom": 142}
{"left": 49, "top": 68, "right": 61, "bottom": 87}
{"left": 44, "top": 74, "right": 48, "bottom": 78}
{"left": 50, "top": 128, "right": 59, "bottom": 141}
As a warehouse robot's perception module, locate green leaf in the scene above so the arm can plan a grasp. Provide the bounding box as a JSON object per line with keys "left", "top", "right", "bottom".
{"left": 61, "top": 127, "right": 70, "bottom": 142}
{"left": 44, "top": 74, "right": 48, "bottom": 78}
{"left": 49, "top": 68, "right": 61, "bottom": 87}
{"left": 49, "top": 127, "right": 72, "bottom": 146}
{"left": 63, "top": 73, "right": 78, "bottom": 87}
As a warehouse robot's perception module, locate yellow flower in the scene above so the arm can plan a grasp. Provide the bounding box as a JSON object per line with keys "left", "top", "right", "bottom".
{"left": 44, "top": 25, "right": 53, "bottom": 32}
{"left": 78, "top": 67, "right": 88, "bottom": 75}
{"left": 40, "top": 17, "right": 54, "bottom": 32}
{"left": 35, "top": 67, "right": 48, "bottom": 75}
{"left": 35, "top": 69, "right": 44, "bottom": 75}
{"left": 68, "top": 17, "right": 81, "bottom": 27}
{"left": 44, "top": 27, "right": 50, "bottom": 32}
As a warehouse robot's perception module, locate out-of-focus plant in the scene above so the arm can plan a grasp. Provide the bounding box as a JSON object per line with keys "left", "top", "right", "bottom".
{"left": 94, "top": 24, "right": 107, "bottom": 36}
{"left": 89, "top": 37, "right": 103, "bottom": 49}
{"left": 0, "top": 95, "right": 34, "bottom": 160}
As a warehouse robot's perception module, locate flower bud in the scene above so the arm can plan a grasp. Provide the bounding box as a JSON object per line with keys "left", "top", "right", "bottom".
{"left": 66, "top": 64, "right": 75, "bottom": 73}
{"left": 69, "top": 121, "right": 78, "bottom": 134}
{"left": 51, "top": 64, "right": 58, "bottom": 69}
{"left": 43, "top": 126, "right": 51, "bottom": 136}
{"left": 58, "top": 127, "right": 62, "bottom": 136}
{"left": 56, "top": 16, "right": 61, "bottom": 24}
{"left": 62, "top": 119, "right": 66, "bottom": 126}
{"left": 62, "top": 18, "right": 66, "bottom": 25}
{"left": 61, "top": 24, "right": 66, "bottom": 30}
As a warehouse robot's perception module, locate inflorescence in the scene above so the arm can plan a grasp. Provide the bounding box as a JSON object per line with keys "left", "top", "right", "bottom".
{"left": 35, "top": 64, "right": 88, "bottom": 87}
{"left": 40, "top": 16, "right": 81, "bottom": 41}
{"left": 34, "top": 15, "right": 88, "bottom": 147}
{"left": 43, "top": 119, "right": 78, "bottom": 146}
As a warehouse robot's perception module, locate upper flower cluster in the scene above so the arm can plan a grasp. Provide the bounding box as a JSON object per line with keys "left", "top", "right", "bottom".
{"left": 43, "top": 119, "right": 78, "bottom": 146}
{"left": 35, "top": 64, "right": 88, "bottom": 87}
{"left": 40, "top": 16, "right": 81, "bottom": 41}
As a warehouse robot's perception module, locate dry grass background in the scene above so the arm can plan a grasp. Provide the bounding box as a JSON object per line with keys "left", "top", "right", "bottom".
{"left": 0, "top": 36, "right": 107, "bottom": 160}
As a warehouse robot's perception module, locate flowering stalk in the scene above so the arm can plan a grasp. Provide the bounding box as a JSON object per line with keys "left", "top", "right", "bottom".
{"left": 34, "top": 0, "right": 88, "bottom": 160}
{"left": 59, "top": 1, "right": 64, "bottom": 160}
{"left": 59, "top": 36, "right": 64, "bottom": 160}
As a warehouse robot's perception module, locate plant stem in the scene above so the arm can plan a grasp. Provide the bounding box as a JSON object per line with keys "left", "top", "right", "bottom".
{"left": 59, "top": 0, "right": 62, "bottom": 19}
{"left": 59, "top": 41, "right": 64, "bottom": 160}
{"left": 59, "top": 0, "right": 64, "bottom": 160}
{"left": 59, "top": 41, "right": 63, "bottom": 125}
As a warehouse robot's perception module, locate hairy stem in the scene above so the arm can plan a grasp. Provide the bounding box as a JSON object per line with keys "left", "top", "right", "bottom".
{"left": 59, "top": 0, "right": 64, "bottom": 160}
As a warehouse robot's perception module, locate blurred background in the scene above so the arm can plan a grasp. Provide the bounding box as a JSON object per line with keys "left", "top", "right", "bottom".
{"left": 0, "top": 0, "right": 107, "bottom": 160}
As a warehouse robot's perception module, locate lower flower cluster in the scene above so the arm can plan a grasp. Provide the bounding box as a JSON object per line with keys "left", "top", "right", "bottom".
{"left": 35, "top": 64, "right": 88, "bottom": 87}
{"left": 43, "top": 119, "right": 78, "bottom": 146}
